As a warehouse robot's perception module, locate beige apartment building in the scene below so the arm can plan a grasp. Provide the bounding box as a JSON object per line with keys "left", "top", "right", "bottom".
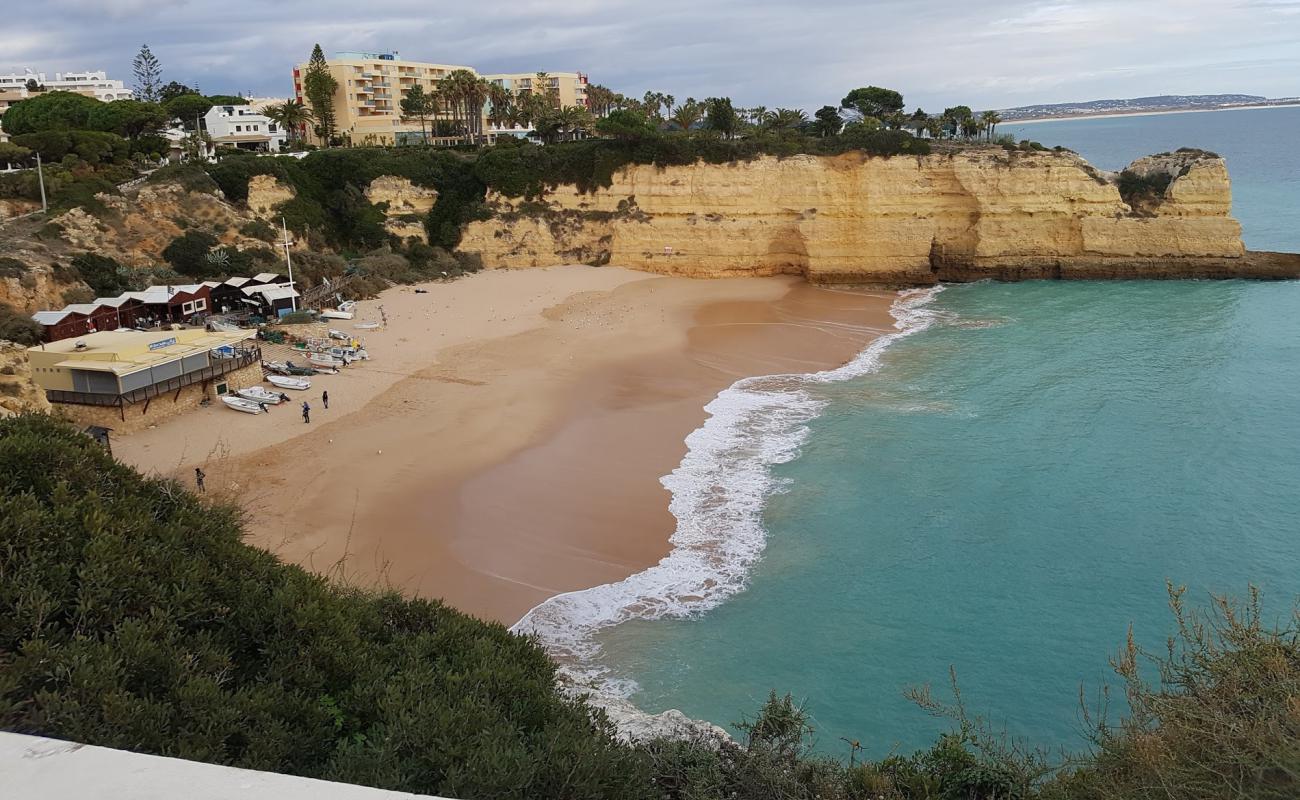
{"left": 292, "top": 51, "right": 589, "bottom": 146}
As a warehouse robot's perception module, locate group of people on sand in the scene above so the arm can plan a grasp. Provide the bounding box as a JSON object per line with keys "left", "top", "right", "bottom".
{"left": 195, "top": 389, "right": 332, "bottom": 491}
{"left": 302, "top": 390, "right": 328, "bottom": 423}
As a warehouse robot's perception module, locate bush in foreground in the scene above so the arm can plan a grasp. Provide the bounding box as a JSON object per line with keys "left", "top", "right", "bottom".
{"left": 2, "top": 414, "right": 1297, "bottom": 800}
{"left": 0, "top": 415, "right": 650, "bottom": 800}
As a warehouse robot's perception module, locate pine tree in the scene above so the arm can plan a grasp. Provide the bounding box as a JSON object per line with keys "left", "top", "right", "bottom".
{"left": 132, "top": 44, "right": 162, "bottom": 103}
{"left": 303, "top": 44, "right": 339, "bottom": 145}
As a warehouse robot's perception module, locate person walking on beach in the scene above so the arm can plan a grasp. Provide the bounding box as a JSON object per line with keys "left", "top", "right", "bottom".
{"left": 194, "top": 467, "right": 206, "bottom": 493}
{"left": 322, "top": 390, "right": 329, "bottom": 410}
{"left": 302, "top": 402, "right": 311, "bottom": 424}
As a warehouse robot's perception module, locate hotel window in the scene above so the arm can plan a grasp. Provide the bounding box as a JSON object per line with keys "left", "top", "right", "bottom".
{"left": 235, "top": 125, "right": 242, "bottom": 132}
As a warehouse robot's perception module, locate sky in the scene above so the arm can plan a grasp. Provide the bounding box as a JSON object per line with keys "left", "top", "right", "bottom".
{"left": 4, "top": 0, "right": 1299, "bottom": 111}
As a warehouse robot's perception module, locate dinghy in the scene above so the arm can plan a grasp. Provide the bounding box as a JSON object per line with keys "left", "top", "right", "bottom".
{"left": 309, "top": 353, "right": 344, "bottom": 369}
{"left": 237, "top": 386, "right": 284, "bottom": 405}
{"left": 267, "top": 374, "right": 311, "bottom": 391}
{"left": 221, "top": 395, "right": 265, "bottom": 414}
{"left": 355, "top": 322, "right": 380, "bottom": 330}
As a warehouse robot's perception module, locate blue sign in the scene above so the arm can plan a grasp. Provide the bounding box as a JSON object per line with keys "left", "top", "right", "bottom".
{"left": 148, "top": 337, "right": 177, "bottom": 351}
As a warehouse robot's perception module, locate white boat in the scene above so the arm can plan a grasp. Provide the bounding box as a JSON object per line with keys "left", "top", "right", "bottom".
{"left": 267, "top": 374, "right": 311, "bottom": 391}
{"left": 355, "top": 322, "right": 380, "bottom": 330}
{"left": 328, "top": 329, "right": 349, "bottom": 340}
{"left": 319, "top": 309, "right": 354, "bottom": 320}
{"left": 309, "top": 353, "right": 344, "bottom": 369}
{"left": 237, "top": 386, "right": 284, "bottom": 404}
{"left": 338, "top": 300, "right": 358, "bottom": 313}
{"left": 326, "top": 346, "right": 367, "bottom": 362}
{"left": 221, "top": 395, "right": 265, "bottom": 414}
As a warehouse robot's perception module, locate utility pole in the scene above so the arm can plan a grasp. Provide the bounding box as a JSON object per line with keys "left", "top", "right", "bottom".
{"left": 280, "top": 217, "right": 297, "bottom": 312}
{"left": 36, "top": 152, "right": 47, "bottom": 213}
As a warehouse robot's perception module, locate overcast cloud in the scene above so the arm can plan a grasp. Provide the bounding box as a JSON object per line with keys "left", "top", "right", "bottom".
{"left": 6, "top": 0, "right": 1299, "bottom": 110}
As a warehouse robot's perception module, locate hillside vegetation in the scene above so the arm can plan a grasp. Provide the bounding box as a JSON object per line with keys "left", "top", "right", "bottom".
{"left": 3, "top": 413, "right": 1299, "bottom": 800}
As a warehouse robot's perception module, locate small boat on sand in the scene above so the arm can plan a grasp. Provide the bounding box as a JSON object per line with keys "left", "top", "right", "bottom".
{"left": 282, "top": 361, "right": 319, "bottom": 376}
{"left": 328, "top": 329, "right": 350, "bottom": 340}
{"left": 221, "top": 395, "right": 265, "bottom": 414}
{"left": 355, "top": 322, "right": 380, "bottom": 330}
{"left": 267, "top": 374, "right": 311, "bottom": 391}
{"left": 237, "top": 386, "right": 284, "bottom": 405}
{"left": 309, "top": 353, "right": 344, "bottom": 369}
{"left": 319, "top": 309, "right": 353, "bottom": 320}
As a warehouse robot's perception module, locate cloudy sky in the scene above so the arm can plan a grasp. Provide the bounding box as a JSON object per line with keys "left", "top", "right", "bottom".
{"left": 6, "top": 0, "right": 1299, "bottom": 111}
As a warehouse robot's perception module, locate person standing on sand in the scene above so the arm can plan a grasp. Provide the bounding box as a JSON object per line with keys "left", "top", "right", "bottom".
{"left": 302, "top": 402, "right": 311, "bottom": 424}
{"left": 194, "top": 467, "right": 205, "bottom": 493}
{"left": 322, "top": 390, "right": 329, "bottom": 410}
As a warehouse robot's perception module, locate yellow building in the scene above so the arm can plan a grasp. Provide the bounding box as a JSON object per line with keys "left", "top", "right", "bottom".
{"left": 28, "top": 329, "right": 265, "bottom": 431}
{"left": 292, "top": 51, "right": 590, "bottom": 146}
{"left": 483, "top": 72, "right": 589, "bottom": 110}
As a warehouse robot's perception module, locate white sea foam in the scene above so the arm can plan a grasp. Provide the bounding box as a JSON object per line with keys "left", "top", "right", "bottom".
{"left": 511, "top": 286, "right": 947, "bottom": 731}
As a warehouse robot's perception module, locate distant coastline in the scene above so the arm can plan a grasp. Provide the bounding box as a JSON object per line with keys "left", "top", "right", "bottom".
{"left": 1010, "top": 102, "right": 1300, "bottom": 125}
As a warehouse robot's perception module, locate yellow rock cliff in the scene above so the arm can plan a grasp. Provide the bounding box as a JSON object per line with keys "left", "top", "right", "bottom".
{"left": 460, "top": 149, "right": 1260, "bottom": 285}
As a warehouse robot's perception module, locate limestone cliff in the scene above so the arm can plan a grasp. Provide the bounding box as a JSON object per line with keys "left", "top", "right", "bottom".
{"left": 365, "top": 176, "right": 438, "bottom": 243}
{"left": 0, "top": 341, "right": 50, "bottom": 418}
{"left": 459, "top": 148, "right": 1283, "bottom": 285}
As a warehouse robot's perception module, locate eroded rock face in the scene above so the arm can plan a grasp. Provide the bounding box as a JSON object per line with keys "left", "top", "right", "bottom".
{"left": 0, "top": 341, "right": 50, "bottom": 418}
{"left": 460, "top": 149, "right": 1250, "bottom": 285}
{"left": 247, "top": 174, "right": 297, "bottom": 220}
{"left": 365, "top": 176, "right": 438, "bottom": 243}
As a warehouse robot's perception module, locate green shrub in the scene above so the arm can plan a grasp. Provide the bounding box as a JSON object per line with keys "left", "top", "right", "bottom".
{"left": 67, "top": 253, "right": 127, "bottom": 297}
{"left": 10, "top": 130, "right": 129, "bottom": 164}
{"left": 0, "top": 303, "right": 41, "bottom": 344}
{"left": 161, "top": 230, "right": 220, "bottom": 277}
{"left": 1117, "top": 169, "right": 1173, "bottom": 209}
{"left": 239, "top": 219, "right": 278, "bottom": 242}
{"left": 0, "top": 415, "right": 652, "bottom": 800}
{"left": 147, "top": 163, "right": 220, "bottom": 195}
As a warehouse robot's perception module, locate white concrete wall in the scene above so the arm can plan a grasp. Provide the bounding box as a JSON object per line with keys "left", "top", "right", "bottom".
{"left": 1, "top": 733, "right": 449, "bottom": 800}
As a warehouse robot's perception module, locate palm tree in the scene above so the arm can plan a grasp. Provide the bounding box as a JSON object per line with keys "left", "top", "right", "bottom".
{"left": 586, "top": 84, "right": 616, "bottom": 117}
{"left": 439, "top": 69, "right": 480, "bottom": 144}
{"left": 980, "top": 110, "right": 1002, "bottom": 141}
{"left": 487, "top": 82, "right": 513, "bottom": 129}
{"left": 265, "top": 99, "right": 313, "bottom": 146}
{"left": 668, "top": 98, "right": 703, "bottom": 132}
{"left": 769, "top": 108, "right": 808, "bottom": 130}
{"left": 399, "top": 85, "right": 433, "bottom": 144}
{"left": 749, "top": 105, "right": 769, "bottom": 128}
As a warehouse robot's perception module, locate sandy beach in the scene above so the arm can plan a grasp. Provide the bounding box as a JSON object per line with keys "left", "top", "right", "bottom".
{"left": 117, "top": 266, "right": 895, "bottom": 624}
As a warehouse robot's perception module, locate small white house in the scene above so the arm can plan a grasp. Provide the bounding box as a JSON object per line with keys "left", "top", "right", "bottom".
{"left": 203, "top": 105, "right": 286, "bottom": 152}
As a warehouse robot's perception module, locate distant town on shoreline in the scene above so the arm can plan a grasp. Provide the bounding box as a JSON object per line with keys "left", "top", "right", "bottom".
{"left": 996, "top": 93, "right": 1300, "bottom": 122}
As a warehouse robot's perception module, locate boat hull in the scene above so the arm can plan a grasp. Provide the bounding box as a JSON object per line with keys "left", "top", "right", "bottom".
{"left": 267, "top": 375, "right": 311, "bottom": 391}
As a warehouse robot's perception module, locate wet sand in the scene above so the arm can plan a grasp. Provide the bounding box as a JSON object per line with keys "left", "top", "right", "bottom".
{"left": 117, "top": 267, "right": 895, "bottom": 624}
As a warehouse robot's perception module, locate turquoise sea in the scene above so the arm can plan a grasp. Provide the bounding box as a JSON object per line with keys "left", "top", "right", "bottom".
{"left": 515, "top": 107, "right": 1300, "bottom": 755}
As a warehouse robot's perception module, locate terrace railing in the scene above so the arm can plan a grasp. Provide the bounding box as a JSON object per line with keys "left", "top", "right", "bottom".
{"left": 46, "top": 346, "right": 262, "bottom": 412}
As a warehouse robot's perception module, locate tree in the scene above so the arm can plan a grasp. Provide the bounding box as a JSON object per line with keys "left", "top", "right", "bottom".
{"left": 162, "top": 230, "right": 220, "bottom": 277}
{"left": 399, "top": 84, "right": 434, "bottom": 144}
{"left": 86, "top": 100, "right": 168, "bottom": 139}
{"left": 980, "top": 110, "right": 1002, "bottom": 141}
{"left": 0, "top": 142, "right": 32, "bottom": 168}
{"left": 0, "top": 91, "right": 101, "bottom": 136}
{"left": 264, "top": 99, "right": 313, "bottom": 145}
{"left": 532, "top": 105, "right": 594, "bottom": 144}
{"left": 748, "top": 105, "right": 769, "bottom": 128}
{"left": 594, "top": 109, "right": 657, "bottom": 142}
{"left": 205, "top": 95, "right": 248, "bottom": 106}
{"left": 768, "top": 108, "right": 808, "bottom": 131}
{"left": 132, "top": 44, "right": 163, "bottom": 103}
{"left": 302, "top": 44, "right": 339, "bottom": 144}
{"left": 812, "top": 106, "right": 843, "bottom": 137}
{"left": 486, "top": 82, "right": 511, "bottom": 129}
{"left": 23, "top": 78, "right": 42, "bottom": 93}
{"left": 159, "top": 81, "right": 197, "bottom": 103}
{"left": 586, "top": 84, "right": 616, "bottom": 117}
{"left": 942, "top": 105, "right": 974, "bottom": 138}
{"left": 667, "top": 98, "right": 703, "bottom": 132}
{"left": 69, "top": 253, "right": 129, "bottom": 297}
{"left": 910, "top": 108, "right": 929, "bottom": 137}
{"left": 703, "top": 97, "right": 740, "bottom": 139}
{"left": 163, "top": 94, "right": 214, "bottom": 128}
{"left": 840, "top": 86, "right": 904, "bottom": 122}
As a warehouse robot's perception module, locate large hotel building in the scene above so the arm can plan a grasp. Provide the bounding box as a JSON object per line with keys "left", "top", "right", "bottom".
{"left": 291, "top": 51, "right": 589, "bottom": 146}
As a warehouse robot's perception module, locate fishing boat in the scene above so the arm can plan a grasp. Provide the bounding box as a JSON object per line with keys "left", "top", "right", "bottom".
{"left": 309, "top": 353, "right": 344, "bottom": 369}
{"left": 267, "top": 374, "right": 311, "bottom": 391}
{"left": 328, "top": 329, "right": 350, "bottom": 340}
{"left": 221, "top": 395, "right": 265, "bottom": 414}
{"left": 237, "top": 386, "right": 284, "bottom": 405}
{"left": 319, "top": 308, "right": 354, "bottom": 320}
{"left": 355, "top": 322, "right": 380, "bottom": 330}
{"left": 282, "top": 362, "right": 318, "bottom": 376}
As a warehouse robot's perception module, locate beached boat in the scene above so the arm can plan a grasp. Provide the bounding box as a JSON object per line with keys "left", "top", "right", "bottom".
{"left": 328, "top": 329, "right": 350, "bottom": 340}
{"left": 282, "top": 362, "right": 318, "bottom": 376}
{"left": 221, "top": 395, "right": 265, "bottom": 414}
{"left": 237, "top": 386, "right": 284, "bottom": 405}
{"left": 354, "top": 322, "right": 380, "bottom": 330}
{"left": 267, "top": 374, "right": 311, "bottom": 391}
{"left": 319, "top": 309, "right": 354, "bottom": 320}
{"left": 309, "top": 353, "right": 344, "bottom": 369}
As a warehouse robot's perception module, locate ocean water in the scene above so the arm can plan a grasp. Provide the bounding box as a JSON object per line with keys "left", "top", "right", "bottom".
{"left": 514, "top": 108, "right": 1300, "bottom": 755}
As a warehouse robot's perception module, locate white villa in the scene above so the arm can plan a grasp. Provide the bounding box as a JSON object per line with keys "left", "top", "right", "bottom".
{"left": 0, "top": 69, "right": 132, "bottom": 101}
{"left": 203, "top": 104, "right": 287, "bottom": 152}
